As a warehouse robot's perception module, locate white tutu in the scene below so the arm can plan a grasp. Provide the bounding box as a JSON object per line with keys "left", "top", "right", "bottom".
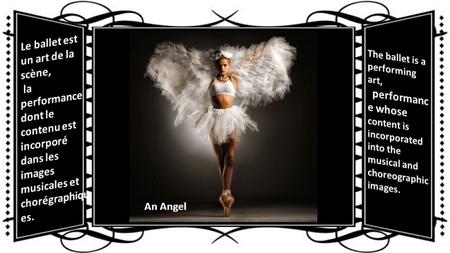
{"left": 196, "top": 106, "right": 258, "bottom": 144}
{"left": 146, "top": 37, "right": 296, "bottom": 144}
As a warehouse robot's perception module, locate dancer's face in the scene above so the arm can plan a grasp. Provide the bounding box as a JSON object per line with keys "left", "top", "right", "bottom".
{"left": 216, "top": 57, "right": 230, "bottom": 75}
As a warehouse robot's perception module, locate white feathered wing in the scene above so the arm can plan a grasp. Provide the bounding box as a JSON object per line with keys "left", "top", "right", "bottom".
{"left": 146, "top": 42, "right": 214, "bottom": 128}
{"left": 146, "top": 37, "right": 296, "bottom": 137}
{"left": 222, "top": 37, "right": 297, "bottom": 107}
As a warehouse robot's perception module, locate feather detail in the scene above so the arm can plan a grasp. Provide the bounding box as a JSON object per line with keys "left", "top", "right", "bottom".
{"left": 146, "top": 37, "right": 296, "bottom": 142}
{"left": 146, "top": 42, "right": 214, "bottom": 126}
{"left": 221, "top": 37, "right": 297, "bottom": 107}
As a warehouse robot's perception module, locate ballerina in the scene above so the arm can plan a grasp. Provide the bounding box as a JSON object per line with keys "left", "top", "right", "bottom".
{"left": 146, "top": 36, "right": 296, "bottom": 217}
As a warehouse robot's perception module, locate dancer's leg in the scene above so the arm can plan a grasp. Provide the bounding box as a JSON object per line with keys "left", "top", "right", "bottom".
{"left": 219, "top": 133, "right": 238, "bottom": 216}
{"left": 210, "top": 133, "right": 226, "bottom": 189}
{"left": 223, "top": 134, "right": 239, "bottom": 191}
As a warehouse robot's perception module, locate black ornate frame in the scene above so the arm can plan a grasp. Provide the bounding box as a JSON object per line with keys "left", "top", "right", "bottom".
{"left": 4, "top": 1, "right": 446, "bottom": 252}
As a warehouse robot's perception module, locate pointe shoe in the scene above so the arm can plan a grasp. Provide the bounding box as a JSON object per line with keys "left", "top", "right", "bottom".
{"left": 219, "top": 190, "right": 235, "bottom": 217}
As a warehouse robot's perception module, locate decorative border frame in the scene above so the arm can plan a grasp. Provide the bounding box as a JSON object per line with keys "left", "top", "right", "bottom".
{"left": 437, "top": 15, "right": 446, "bottom": 237}
{"left": 2, "top": 1, "right": 445, "bottom": 252}
{"left": 4, "top": 14, "right": 13, "bottom": 238}
{"left": 91, "top": 25, "right": 355, "bottom": 228}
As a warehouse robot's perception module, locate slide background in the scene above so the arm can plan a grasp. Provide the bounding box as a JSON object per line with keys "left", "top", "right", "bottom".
{"left": 0, "top": 0, "right": 449, "bottom": 252}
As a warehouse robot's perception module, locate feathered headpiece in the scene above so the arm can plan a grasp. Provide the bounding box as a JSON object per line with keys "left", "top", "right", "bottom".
{"left": 211, "top": 50, "right": 233, "bottom": 61}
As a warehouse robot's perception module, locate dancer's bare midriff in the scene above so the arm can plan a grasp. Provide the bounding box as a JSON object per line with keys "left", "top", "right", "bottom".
{"left": 211, "top": 94, "right": 234, "bottom": 109}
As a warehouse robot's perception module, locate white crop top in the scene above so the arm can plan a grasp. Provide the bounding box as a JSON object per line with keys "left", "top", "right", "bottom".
{"left": 209, "top": 78, "right": 236, "bottom": 97}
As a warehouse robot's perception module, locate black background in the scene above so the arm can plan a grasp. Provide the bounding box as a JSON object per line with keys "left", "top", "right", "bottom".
{"left": 94, "top": 28, "right": 354, "bottom": 225}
